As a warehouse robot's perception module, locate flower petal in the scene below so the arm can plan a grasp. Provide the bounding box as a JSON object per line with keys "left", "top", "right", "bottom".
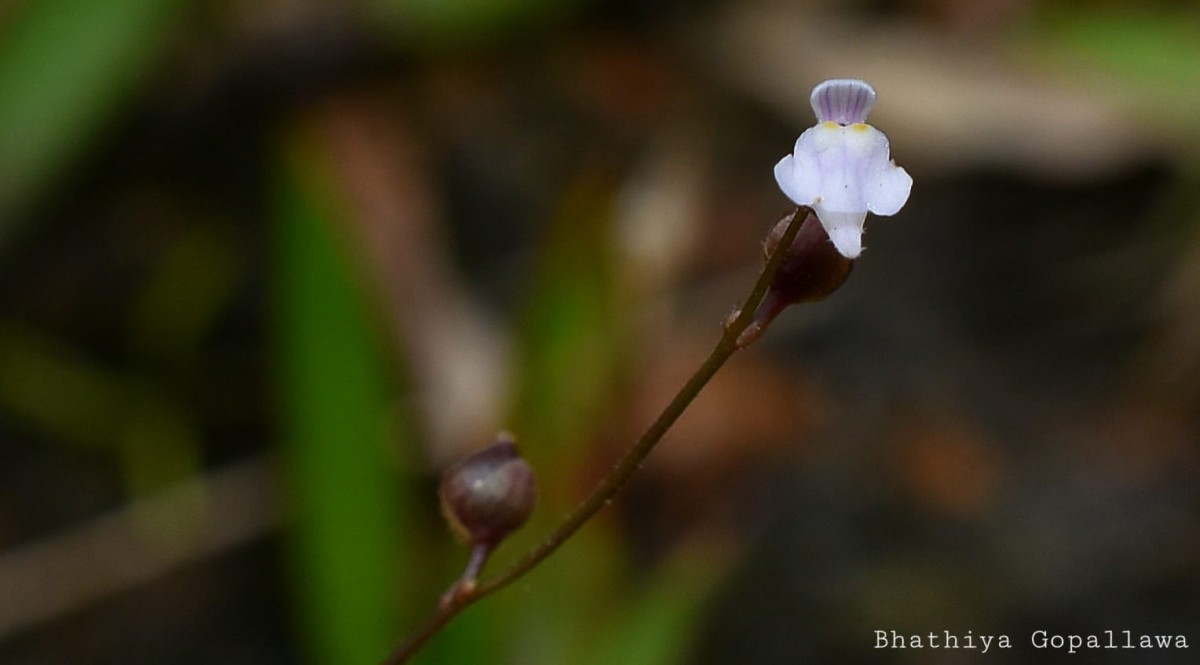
{"left": 801, "top": 123, "right": 873, "bottom": 215}
{"left": 775, "top": 80, "right": 910, "bottom": 259}
{"left": 865, "top": 162, "right": 912, "bottom": 216}
{"left": 857, "top": 127, "right": 912, "bottom": 216}
{"left": 810, "top": 79, "right": 876, "bottom": 125}
{"left": 773, "top": 135, "right": 821, "bottom": 206}
{"left": 813, "top": 208, "right": 867, "bottom": 258}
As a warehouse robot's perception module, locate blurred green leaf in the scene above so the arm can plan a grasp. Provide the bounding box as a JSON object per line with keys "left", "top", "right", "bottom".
{"left": 274, "top": 126, "right": 406, "bottom": 665}
{"left": 1035, "top": 7, "right": 1200, "bottom": 88}
{"left": 582, "top": 551, "right": 727, "bottom": 665}
{"left": 1018, "top": 6, "right": 1200, "bottom": 132}
{"left": 118, "top": 386, "right": 206, "bottom": 545}
{"left": 509, "top": 170, "right": 627, "bottom": 499}
{"left": 0, "top": 322, "right": 204, "bottom": 509}
{"left": 366, "top": 0, "right": 586, "bottom": 50}
{"left": 118, "top": 385, "right": 202, "bottom": 495}
{"left": 0, "top": 0, "right": 189, "bottom": 230}
{"left": 0, "top": 322, "right": 129, "bottom": 447}
{"left": 127, "top": 223, "right": 244, "bottom": 373}
{"left": 414, "top": 597, "right": 500, "bottom": 665}
{"left": 496, "top": 168, "right": 636, "bottom": 662}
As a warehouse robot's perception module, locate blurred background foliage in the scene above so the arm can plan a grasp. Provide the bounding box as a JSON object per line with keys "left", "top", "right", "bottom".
{"left": 1, "top": 0, "right": 1198, "bottom": 663}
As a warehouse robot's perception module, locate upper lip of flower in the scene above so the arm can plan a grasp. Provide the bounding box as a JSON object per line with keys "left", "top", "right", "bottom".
{"left": 773, "top": 79, "right": 912, "bottom": 259}
{"left": 810, "top": 78, "right": 877, "bottom": 126}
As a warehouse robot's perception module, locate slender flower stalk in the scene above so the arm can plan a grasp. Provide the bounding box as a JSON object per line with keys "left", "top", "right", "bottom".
{"left": 386, "top": 77, "right": 912, "bottom": 664}
{"left": 381, "top": 207, "right": 810, "bottom": 665}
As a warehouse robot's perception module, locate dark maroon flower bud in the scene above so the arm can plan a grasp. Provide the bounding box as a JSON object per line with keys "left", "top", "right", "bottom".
{"left": 440, "top": 432, "right": 537, "bottom": 549}
{"left": 737, "top": 208, "right": 853, "bottom": 347}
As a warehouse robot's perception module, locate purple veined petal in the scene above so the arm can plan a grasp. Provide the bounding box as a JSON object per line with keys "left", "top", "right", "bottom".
{"left": 810, "top": 79, "right": 877, "bottom": 125}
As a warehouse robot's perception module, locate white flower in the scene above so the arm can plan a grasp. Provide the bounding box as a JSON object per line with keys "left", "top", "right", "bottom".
{"left": 773, "top": 79, "right": 912, "bottom": 258}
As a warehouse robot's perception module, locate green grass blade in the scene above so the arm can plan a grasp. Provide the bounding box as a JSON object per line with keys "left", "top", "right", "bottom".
{"left": 274, "top": 127, "right": 405, "bottom": 665}
{"left": 0, "top": 0, "right": 188, "bottom": 229}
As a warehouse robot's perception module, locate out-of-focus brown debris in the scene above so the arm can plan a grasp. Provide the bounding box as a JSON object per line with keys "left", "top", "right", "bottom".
{"left": 702, "top": 1, "right": 1154, "bottom": 177}
{"left": 889, "top": 414, "right": 1003, "bottom": 519}
{"left": 313, "top": 96, "right": 509, "bottom": 464}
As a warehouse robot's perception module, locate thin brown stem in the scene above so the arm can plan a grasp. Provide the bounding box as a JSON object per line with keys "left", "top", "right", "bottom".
{"left": 383, "top": 208, "right": 808, "bottom": 665}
